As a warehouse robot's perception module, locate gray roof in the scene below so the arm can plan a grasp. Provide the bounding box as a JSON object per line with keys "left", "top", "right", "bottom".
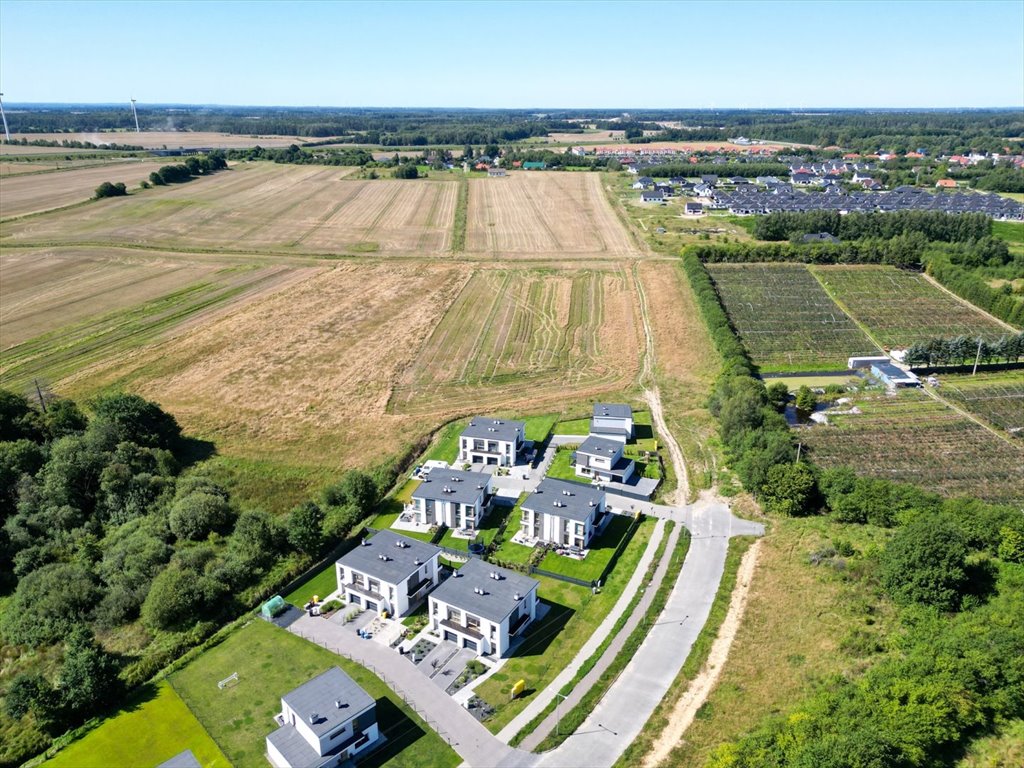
{"left": 522, "top": 478, "right": 604, "bottom": 522}
{"left": 412, "top": 469, "right": 490, "bottom": 505}
{"left": 337, "top": 530, "right": 440, "bottom": 584}
{"left": 577, "top": 435, "right": 624, "bottom": 459}
{"left": 267, "top": 724, "right": 325, "bottom": 768}
{"left": 157, "top": 750, "right": 202, "bottom": 768}
{"left": 278, "top": 667, "right": 374, "bottom": 743}
{"left": 461, "top": 417, "right": 524, "bottom": 443}
{"left": 871, "top": 361, "right": 918, "bottom": 381}
{"left": 429, "top": 558, "right": 538, "bottom": 624}
{"left": 592, "top": 403, "right": 632, "bottom": 420}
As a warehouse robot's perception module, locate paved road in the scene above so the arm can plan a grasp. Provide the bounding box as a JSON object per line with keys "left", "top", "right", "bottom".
{"left": 517, "top": 521, "right": 685, "bottom": 751}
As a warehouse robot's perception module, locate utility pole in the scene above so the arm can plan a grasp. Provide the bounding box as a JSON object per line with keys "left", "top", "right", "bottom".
{"left": 33, "top": 379, "right": 47, "bottom": 413}
{"left": 0, "top": 92, "right": 11, "bottom": 142}
{"left": 972, "top": 337, "right": 984, "bottom": 376}
{"left": 130, "top": 98, "right": 140, "bottom": 133}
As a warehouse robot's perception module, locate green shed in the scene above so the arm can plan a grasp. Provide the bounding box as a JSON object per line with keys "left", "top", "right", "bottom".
{"left": 261, "top": 595, "right": 287, "bottom": 619}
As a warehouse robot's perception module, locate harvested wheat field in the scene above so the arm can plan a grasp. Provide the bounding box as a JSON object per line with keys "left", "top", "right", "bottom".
{"left": 59, "top": 263, "right": 468, "bottom": 478}
{"left": 2, "top": 162, "right": 456, "bottom": 255}
{"left": 0, "top": 159, "right": 169, "bottom": 218}
{"left": 464, "top": 172, "right": 639, "bottom": 259}
{"left": 389, "top": 266, "right": 641, "bottom": 416}
{"left": 0, "top": 247, "right": 226, "bottom": 347}
{"left": 5, "top": 131, "right": 311, "bottom": 150}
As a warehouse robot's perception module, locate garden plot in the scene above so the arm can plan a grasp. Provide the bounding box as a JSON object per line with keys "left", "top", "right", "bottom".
{"left": 707, "top": 263, "right": 879, "bottom": 371}
{"left": 935, "top": 370, "right": 1024, "bottom": 435}
{"left": 812, "top": 265, "right": 1015, "bottom": 347}
{"left": 801, "top": 389, "right": 1024, "bottom": 506}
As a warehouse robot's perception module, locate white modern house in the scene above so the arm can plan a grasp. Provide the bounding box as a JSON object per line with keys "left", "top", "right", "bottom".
{"left": 428, "top": 559, "right": 539, "bottom": 657}
{"left": 335, "top": 531, "right": 441, "bottom": 617}
{"left": 520, "top": 478, "right": 606, "bottom": 550}
{"left": 459, "top": 417, "right": 525, "bottom": 467}
{"left": 589, "top": 402, "right": 634, "bottom": 442}
{"left": 574, "top": 435, "right": 636, "bottom": 484}
{"left": 266, "top": 667, "right": 379, "bottom": 768}
{"left": 409, "top": 469, "right": 492, "bottom": 531}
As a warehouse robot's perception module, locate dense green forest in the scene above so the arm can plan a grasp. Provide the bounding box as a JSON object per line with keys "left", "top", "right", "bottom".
{"left": 3, "top": 106, "right": 1021, "bottom": 155}
{"left": 0, "top": 390, "right": 388, "bottom": 767}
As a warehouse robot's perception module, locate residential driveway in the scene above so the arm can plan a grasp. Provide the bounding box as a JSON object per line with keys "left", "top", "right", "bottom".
{"left": 289, "top": 495, "right": 763, "bottom": 768}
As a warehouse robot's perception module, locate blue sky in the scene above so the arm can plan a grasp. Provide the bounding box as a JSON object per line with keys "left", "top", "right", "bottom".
{"left": 1, "top": 0, "right": 1022, "bottom": 108}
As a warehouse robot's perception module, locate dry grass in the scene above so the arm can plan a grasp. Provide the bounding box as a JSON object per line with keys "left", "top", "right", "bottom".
{"left": 389, "top": 265, "right": 642, "bottom": 417}
{"left": 465, "top": 172, "right": 640, "bottom": 259}
{"left": 59, "top": 263, "right": 467, "bottom": 487}
{"left": 0, "top": 247, "right": 222, "bottom": 347}
{"left": 660, "top": 517, "right": 894, "bottom": 767}
{"left": 0, "top": 159, "right": 169, "bottom": 217}
{"left": 2, "top": 163, "right": 460, "bottom": 256}
{"left": 639, "top": 260, "right": 721, "bottom": 492}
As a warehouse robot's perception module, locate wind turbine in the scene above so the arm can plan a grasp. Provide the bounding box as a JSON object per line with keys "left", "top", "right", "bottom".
{"left": 130, "top": 97, "right": 140, "bottom": 133}
{"left": 0, "top": 92, "right": 10, "bottom": 142}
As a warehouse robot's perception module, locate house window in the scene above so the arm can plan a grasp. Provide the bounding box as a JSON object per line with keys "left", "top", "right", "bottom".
{"left": 466, "top": 614, "right": 480, "bottom": 629}
{"left": 352, "top": 573, "right": 364, "bottom": 587}
{"left": 368, "top": 579, "right": 379, "bottom": 593}
{"left": 329, "top": 724, "right": 349, "bottom": 740}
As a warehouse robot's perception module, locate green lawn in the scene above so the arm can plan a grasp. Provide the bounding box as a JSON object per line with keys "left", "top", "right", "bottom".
{"left": 537, "top": 514, "right": 638, "bottom": 583}
{"left": 545, "top": 446, "right": 578, "bottom": 481}
{"left": 438, "top": 500, "right": 516, "bottom": 552}
{"left": 46, "top": 682, "right": 229, "bottom": 768}
{"left": 422, "top": 420, "right": 468, "bottom": 465}
{"left": 490, "top": 538, "right": 536, "bottom": 567}
{"left": 523, "top": 413, "right": 558, "bottom": 442}
{"left": 553, "top": 416, "right": 590, "bottom": 435}
{"left": 169, "top": 619, "right": 459, "bottom": 768}
{"left": 283, "top": 562, "right": 339, "bottom": 607}
{"left": 475, "top": 517, "right": 656, "bottom": 733}
{"left": 392, "top": 477, "right": 421, "bottom": 504}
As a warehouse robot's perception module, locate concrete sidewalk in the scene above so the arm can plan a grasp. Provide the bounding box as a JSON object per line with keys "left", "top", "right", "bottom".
{"left": 495, "top": 517, "right": 668, "bottom": 743}
{"left": 516, "top": 520, "right": 684, "bottom": 751}
{"left": 536, "top": 502, "right": 763, "bottom": 768}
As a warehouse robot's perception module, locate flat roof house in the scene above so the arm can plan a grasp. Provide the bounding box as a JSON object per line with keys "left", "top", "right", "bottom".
{"left": 574, "top": 435, "right": 635, "bottom": 484}
{"left": 520, "top": 478, "right": 606, "bottom": 550}
{"left": 459, "top": 418, "right": 525, "bottom": 467}
{"left": 410, "top": 469, "right": 492, "bottom": 531}
{"left": 336, "top": 531, "right": 441, "bottom": 618}
{"left": 590, "top": 402, "right": 634, "bottom": 442}
{"left": 266, "top": 667, "right": 379, "bottom": 768}
{"left": 428, "top": 559, "right": 539, "bottom": 657}
{"left": 870, "top": 361, "right": 920, "bottom": 389}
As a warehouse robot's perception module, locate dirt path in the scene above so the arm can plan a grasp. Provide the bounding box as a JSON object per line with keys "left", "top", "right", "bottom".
{"left": 641, "top": 538, "right": 762, "bottom": 768}
{"left": 632, "top": 261, "right": 690, "bottom": 503}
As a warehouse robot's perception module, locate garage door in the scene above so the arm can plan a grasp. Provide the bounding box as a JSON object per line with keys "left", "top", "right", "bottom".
{"left": 486, "top": 457, "right": 498, "bottom": 465}
{"left": 349, "top": 594, "right": 361, "bottom": 606}
{"left": 366, "top": 601, "right": 377, "bottom": 612}
{"left": 464, "top": 639, "right": 478, "bottom": 652}
{"left": 444, "top": 631, "right": 458, "bottom": 643}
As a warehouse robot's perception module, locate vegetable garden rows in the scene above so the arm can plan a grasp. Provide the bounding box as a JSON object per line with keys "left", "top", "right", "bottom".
{"left": 706, "top": 263, "right": 878, "bottom": 371}
{"left": 811, "top": 265, "right": 1012, "bottom": 347}
{"left": 801, "top": 389, "right": 1024, "bottom": 506}
{"left": 936, "top": 371, "right": 1024, "bottom": 435}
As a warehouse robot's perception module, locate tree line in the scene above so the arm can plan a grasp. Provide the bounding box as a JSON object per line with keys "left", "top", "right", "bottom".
{"left": 751, "top": 210, "right": 993, "bottom": 243}
{"left": 0, "top": 390, "right": 391, "bottom": 766}
{"left": 640, "top": 162, "right": 791, "bottom": 179}
{"left": 904, "top": 332, "right": 1024, "bottom": 367}
{"left": 147, "top": 152, "right": 227, "bottom": 186}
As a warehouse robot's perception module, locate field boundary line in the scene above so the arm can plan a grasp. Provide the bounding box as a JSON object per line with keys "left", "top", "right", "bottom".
{"left": 807, "top": 265, "right": 888, "bottom": 351}
{"left": 921, "top": 272, "right": 1021, "bottom": 333}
